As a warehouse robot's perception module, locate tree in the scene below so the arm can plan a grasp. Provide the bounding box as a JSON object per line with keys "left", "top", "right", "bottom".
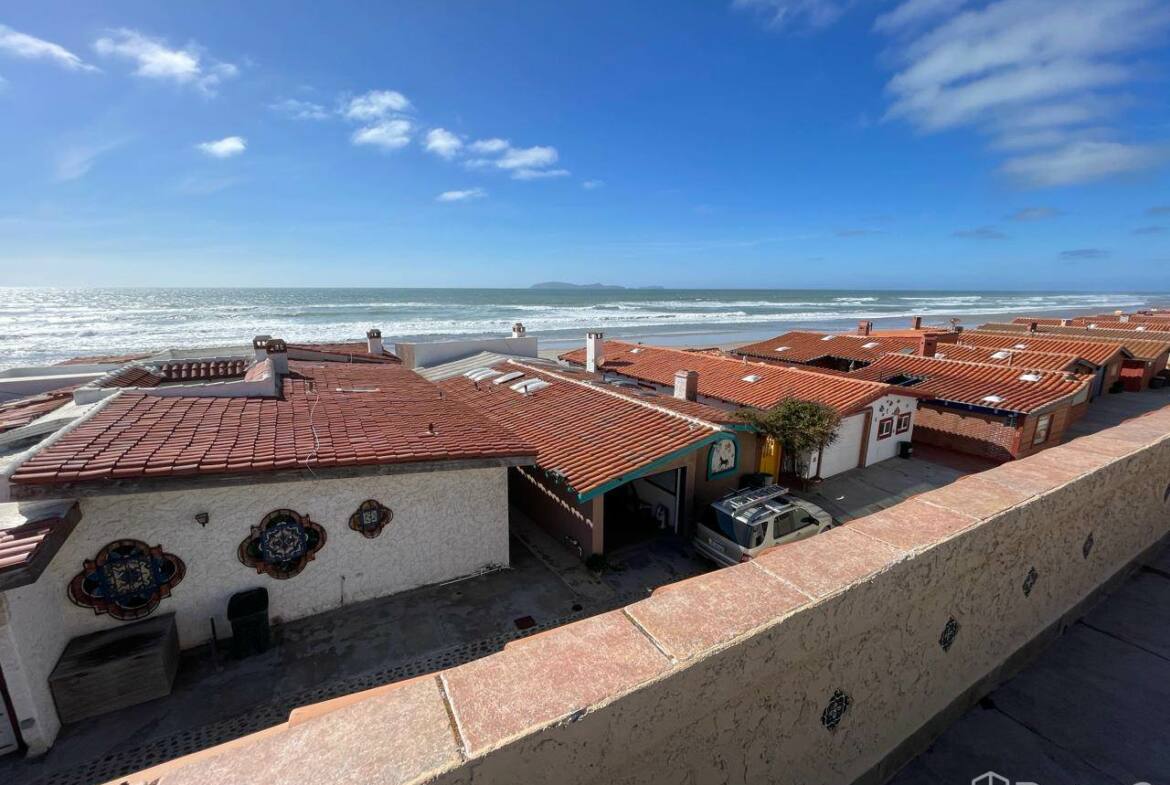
{"left": 736, "top": 398, "right": 841, "bottom": 482}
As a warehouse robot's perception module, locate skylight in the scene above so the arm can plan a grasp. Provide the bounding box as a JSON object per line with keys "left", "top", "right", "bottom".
{"left": 1137, "top": 326, "right": 1147, "bottom": 331}
{"left": 982, "top": 395, "right": 1004, "bottom": 403}
{"left": 1018, "top": 373, "right": 1042, "bottom": 382}
{"left": 741, "top": 374, "right": 762, "bottom": 383}
{"left": 820, "top": 335, "right": 835, "bottom": 341}
{"left": 631, "top": 347, "right": 643, "bottom": 353}
{"left": 991, "top": 350, "right": 1011, "bottom": 360}
{"left": 464, "top": 368, "right": 503, "bottom": 382}
{"left": 774, "top": 346, "right": 790, "bottom": 352}
{"left": 511, "top": 378, "right": 551, "bottom": 394}
{"left": 493, "top": 371, "right": 524, "bottom": 385}
{"left": 861, "top": 342, "right": 879, "bottom": 349}
{"left": 1013, "top": 344, "right": 1028, "bottom": 350}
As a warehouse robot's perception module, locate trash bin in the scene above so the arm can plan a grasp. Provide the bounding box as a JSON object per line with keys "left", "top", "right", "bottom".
{"left": 227, "top": 588, "right": 270, "bottom": 658}
{"left": 898, "top": 441, "right": 914, "bottom": 459}
{"left": 738, "top": 472, "right": 773, "bottom": 490}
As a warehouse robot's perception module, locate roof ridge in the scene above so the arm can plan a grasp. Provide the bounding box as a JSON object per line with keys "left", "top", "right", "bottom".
{"left": 505, "top": 360, "right": 727, "bottom": 433}
{"left": 876, "top": 352, "right": 1077, "bottom": 379}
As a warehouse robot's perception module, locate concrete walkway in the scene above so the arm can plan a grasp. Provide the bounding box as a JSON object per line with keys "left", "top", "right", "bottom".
{"left": 891, "top": 544, "right": 1170, "bottom": 785}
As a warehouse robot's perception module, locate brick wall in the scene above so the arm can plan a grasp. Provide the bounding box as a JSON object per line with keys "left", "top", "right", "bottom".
{"left": 912, "top": 404, "right": 1070, "bottom": 462}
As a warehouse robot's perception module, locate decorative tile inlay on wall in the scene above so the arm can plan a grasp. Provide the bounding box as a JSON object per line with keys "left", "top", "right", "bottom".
{"left": 67, "top": 539, "right": 186, "bottom": 621}
{"left": 1022, "top": 566, "right": 1039, "bottom": 597}
{"left": 821, "top": 689, "right": 851, "bottom": 730}
{"left": 238, "top": 509, "right": 327, "bottom": 579}
{"left": 939, "top": 617, "right": 960, "bottom": 652}
{"left": 348, "top": 499, "right": 393, "bottom": 539}
{"left": 1082, "top": 532, "right": 1095, "bottom": 559}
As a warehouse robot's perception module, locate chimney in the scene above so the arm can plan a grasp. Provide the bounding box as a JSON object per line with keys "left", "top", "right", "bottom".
{"left": 1119, "top": 314, "right": 1130, "bottom": 323}
{"left": 252, "top": 335, "right": 272, "bottom": 363}
{"left": 265, "top": 338, "right": 289, "bottom": 375}
{"left": 1028, "top": 321, "right": 1038, "bottom": 333}
{"left": 586, "top": 331, "right": 604, "bottom": 373}
{"left": 366, "top": 328, "right": 383, "bottom": 354}
{"left": 857, "top": 320, "right": 873, "bottom": 336}
{"left": 674, "top": 370, "right": 698, "bottom": 401}
{"left": 919, "top": 334, "right": 938, "bottom": 357}
{"left": 512, "top": 322, "right": 526, "bottom": 338}
{"left": 1059, "top": 319, "right": 1070, "bottom": 327}
{"left": 911, "top": 316, "right": 923, "bottom": 330}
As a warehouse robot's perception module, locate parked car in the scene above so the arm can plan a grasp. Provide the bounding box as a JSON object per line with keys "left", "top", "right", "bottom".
{"left": 692, "top": 484, "right": 834, "bottom": 567}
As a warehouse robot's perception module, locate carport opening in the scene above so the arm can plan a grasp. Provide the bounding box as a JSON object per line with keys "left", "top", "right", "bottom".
{"left": 603, "top": 467, "right": 685, "bottom": 552}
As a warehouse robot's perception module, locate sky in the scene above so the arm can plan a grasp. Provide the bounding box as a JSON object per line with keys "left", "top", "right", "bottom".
{"left": 0, "top": 0, "right": 1168, "bottom": 290}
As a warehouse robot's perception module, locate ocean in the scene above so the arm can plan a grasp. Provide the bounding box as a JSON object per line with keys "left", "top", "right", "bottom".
{"left": 0, "top": 287, "right": 1164, "bottom": 370}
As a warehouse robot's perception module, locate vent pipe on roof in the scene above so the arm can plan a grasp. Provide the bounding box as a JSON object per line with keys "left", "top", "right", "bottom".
{"left": 918, "top": 334, "right": 938, "bottom": 358}
{"left": 252, "top": 335, "right": 272, "bottom": 363}
{"left": 911, "top": 316, "right": 923, "bottom": 330}
{"left": 366, "top": 328, "right": 383, "bottom": 355}
{"left": 586, "top": 331, "right": 604, "bottom": 373}
{"left": 857, "top": 320, "right": 873, "bottom": 336}
{"left": 674, "top": 370, "right": 698, "bottom": 401}
{"left": 512, "top": 322, "right": 526, "bottom": 338}
{"left": 265, "top": 338, "right": 289, "bottom": 375}
{"left": 1028, "top": 321, "right": 1039, "bottom": 334}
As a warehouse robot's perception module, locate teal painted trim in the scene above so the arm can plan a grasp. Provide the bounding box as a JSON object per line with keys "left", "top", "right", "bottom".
{"left": 577, "top": 431, "right": 732, "bottom": 503}
{"left": 706, "top": 434, "right": 739, "bottom": 480}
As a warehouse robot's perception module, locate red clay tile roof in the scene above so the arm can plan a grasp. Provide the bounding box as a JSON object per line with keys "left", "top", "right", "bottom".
{"left": 9, "top": 362, "right": 534, "bottom": 490}
{"left": 930, "top": 344, "right": 1092, "bottom": 371}
{"left": 437, "top": 360, "right": 731, "bottom": 497}
{"left": 0, "top": 501, "right": 82, "bottom": 588}
{"left": 286, "top": 341, "right": 401, "bottom": 364}
{"left": 95, "top": 365, "right": 163, "bottom": 388}
{"left": 734, "top": 331, "right": 922, "bottom": 365}
{"left": 156, "top": 359, "right": 250, "bottom": 381}
{"left": 848, "top": 354, "right": 1088, "bottom": 414}
{"left": 973, "top": 327, "right": 1169, "bottom": 363}
{"left": 0, "top": 388, "right": 76, "bottom": 433}
{"left": 560, "top": 340, "right": 904, "bottom": 415}
{"left": 957, "top": 331, "right": 1130, "bottom": 366}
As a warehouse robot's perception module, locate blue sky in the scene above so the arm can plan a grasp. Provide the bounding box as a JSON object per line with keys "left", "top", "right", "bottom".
{"left": 0, "top": 0, "right": 1168, "bottom": 290}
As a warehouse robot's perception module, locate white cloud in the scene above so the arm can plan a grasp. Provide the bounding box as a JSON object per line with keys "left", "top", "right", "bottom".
{"left": 469, "top": 138, "right": 509, "bottom": 154}
{"left": 731, "top": 0, "right": 846, "bottom": 30}
{"left": 877, "top": 0, "right": 1170, "bottom": 187}
{"left": 54, "top": 141, "right": 122, "bottom": 181}
{"left": 582, "top": 179, "right": 605, "bottom": 189}
{"left": 196, "top": 136, "right": 247, "bottom": 159}
{"left": 497, "top": 145, "right": 558, "bottom": 170}
{"left": 93, "top": 29, "right": 236, "bottom": 95}
{"left": 425, "top": 128, "right": 463, "bottom": 159}
{"left": 351, "top": 119, "right": 413, "bottom": 150}
{"left": 0, "top": 24, "right": 98, "bottom": 72}
{"left": 436, "top": 187, "right": 486, "bottom": 202}
{"left": 512, "top": 168, "right": 570, "bottom": 180}
{"left": 1001, "top": 141, "right": 1167, "bottom": 187}
{"left": 342, "top": 90, "right": 411, "bottom": 121}
{"left": 270, "top": 98, "right": 329, "bottom": 120}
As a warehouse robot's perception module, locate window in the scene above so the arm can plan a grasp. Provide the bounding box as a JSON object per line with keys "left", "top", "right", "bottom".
{"left": 1033, "top": 413, "right": 1052, "bottom": 445}
{"left": 877, "top": 417, "right": 894, "bottom": 439}
{"left": 772, "top": 510, "right": 798, "bottom": 540}
{"left": 895, "top": 412, "right": 911, "bottom": 434}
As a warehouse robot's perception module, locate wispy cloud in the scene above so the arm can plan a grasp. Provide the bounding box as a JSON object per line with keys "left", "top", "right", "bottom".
{"left": 876, "top": 0, "right": 1170, "bottom": 187}
{"left": 196, "top": 136, "right": 246, "bottom": 158}
{"left": 351, "top": 119, "right": 412, "bottom": 150}
{"left": 93, "top": 29, "right": 237, "bottom": 96}
{"left": 582, "top": 179, "right": 605, "bottom": 190}
{"left": 269, "top": 98, "right": 329, "bottom": 120}
{"left": 512, "top": 167, "right": 569, "bottom": 180}
{"left": 424, "top": 128, "right": 463, "bottom": 159}
{"left": 54, "top": 141, "right": 122, "bottom": 181}
{"left": 1008, "top": 207, "right": 1062, "bottom": 221}
{"left": 341, "top": 90, "right": 414, "bottom": 151}
{"left": 953, "top": 226, "right": 1007, "bottom": 239}
{"left": 469, "top": 138, "right": 509, "bottom": 154}
{"left": 462, "top": 139, "right": 567, "bottom": 179}
{"left": 341, "top": 90, "right": 411, "bottom": 121}
{"left": 436, "top": 187, "right": 486, "bottom": 203}
{"left": 731, "top": 0, "right": 848, "bottom": 30}
{"left": 0, "top": 24, "right": 98, "bottom": 72}
{"left": 1060, "top": 248, "right": 1109, "bottom": 260}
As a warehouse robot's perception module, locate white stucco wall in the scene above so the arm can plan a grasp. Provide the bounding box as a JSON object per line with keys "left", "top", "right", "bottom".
{"left": 864, "top": 394, "right": 917, "bottom": 466}
{"left": 0, "top": 465, "right": 509, "bottom": 753}
{"left": 818, "top": 412, "right": 865, "bottom": 479}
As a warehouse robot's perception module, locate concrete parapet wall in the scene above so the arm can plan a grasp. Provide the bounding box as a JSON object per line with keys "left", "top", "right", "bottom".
{"left": 138, "top": 407, "right": 1170, "bottom": 785}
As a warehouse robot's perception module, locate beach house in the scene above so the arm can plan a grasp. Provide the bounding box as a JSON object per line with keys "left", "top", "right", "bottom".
{"left": 0, "top": 339, "right": 533, "bottom": 753}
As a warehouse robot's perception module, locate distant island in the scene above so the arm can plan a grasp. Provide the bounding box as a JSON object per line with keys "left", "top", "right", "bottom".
{"left": 530, "top": 282, "right": 665, "bottom": 290}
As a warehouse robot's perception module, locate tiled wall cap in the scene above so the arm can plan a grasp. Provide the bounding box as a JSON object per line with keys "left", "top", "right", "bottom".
{"left": 367, "top": 328, "right": 382, "bottom": 339}
{"left": 265, "top": 338, "right": 288, "bottom": 354}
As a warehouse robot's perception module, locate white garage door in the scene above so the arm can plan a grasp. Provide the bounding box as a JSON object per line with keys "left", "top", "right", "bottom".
{"left": 818, "top": 413, "right": 864, "bottom": 479}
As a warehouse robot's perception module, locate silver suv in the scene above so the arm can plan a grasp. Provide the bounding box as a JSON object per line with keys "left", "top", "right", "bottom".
{"left": 693, "top": 484, "right": 834, "bottom": 567}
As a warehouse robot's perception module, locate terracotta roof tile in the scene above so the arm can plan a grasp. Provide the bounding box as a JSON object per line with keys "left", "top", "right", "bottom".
{"left": 735, "top": 331, "right": 922, "bottom": 365}
{"left": 438, "top": 360, "right": 731, "bottom": 497}
{"left": 156, "top": 359, "right": 250, "bottom": 381}
{"left": 560, "top": 340, "right": 901, "bottom": 415}
{"left": 847, "top": 354, "right": 1088, "bottom": 414}
{"left": 286, "top": 341, "right": 401, "bottom": 364}
{"left": 55, "top": 352, "right": 153, "bottom": 366}
{"left": 982, "top": 323, "right": 1170, "bottom": 359}
{"left": 9, "top": 362, "right": 533, "bottom": 490}
{"left": 0, "top": 501, "right": 82, "bottom": 588}
{"left": 930, "top": 344, "right": 1092, "bottom": 371}
{"left": 957, "top": 331, "right": 1130, "bottom": 365}
{"left": 0, "top": 388, "right": 76, "bottom": 433}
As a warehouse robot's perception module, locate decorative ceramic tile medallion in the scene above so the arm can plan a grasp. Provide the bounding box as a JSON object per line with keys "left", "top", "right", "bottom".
{"left": 68, "top": 540, "right": 186, "bottom": 621}
{"left": 239, "top": 509, "right": 326, "bottom": 579}
{"left": 348, "top": 499, "right": 393, "bottom": 539}
{"left": 820, "top": 689, "right": 851, "bottom": 730}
